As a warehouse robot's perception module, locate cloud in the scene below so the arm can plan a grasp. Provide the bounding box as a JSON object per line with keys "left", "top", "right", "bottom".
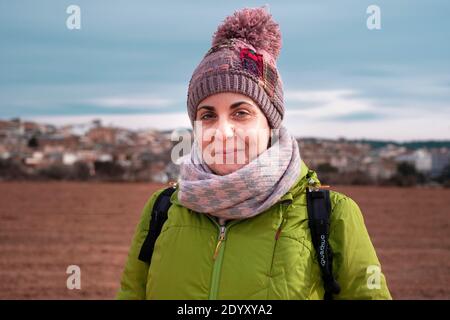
{"left": 88, "top": 96, "right": 175, "bottom": 109}
{"left": 27, "top": 113, "right": 191, "bottom": 131}
{"left": 1, "top": 1, "right": 449, "bottom": 141}
{"left": 285, "top": 89, "right": 379, "bottom": 120}
{"left": 283, "top": 112, "right": 450, "bottom": 141}
{"left": 281, "top": 88, "right": 449, "bottom": 140}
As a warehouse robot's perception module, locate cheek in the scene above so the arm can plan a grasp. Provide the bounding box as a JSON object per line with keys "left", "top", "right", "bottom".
{"left": 198, "top": 129, "right": 214, "bottom": 150}
{"left": 200, "top": 136, "right": 209, "bottom": 148}
{"left": 255, "top": 133, "right": 269, "bottom": 153}
{"left": 252, "top": 118, "right": 270, "bottom": 146}
{"left": 237, "top": 129, "right": 269, "bottom": 155}
{"left": 200, "top": 138, "right": 212, "bottom": 155}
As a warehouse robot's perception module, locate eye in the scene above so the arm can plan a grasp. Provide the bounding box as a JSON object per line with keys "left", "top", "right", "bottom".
{"left": 200, "top": 112, "right": 215, "bottom": 121}
{"left": 233, "top": 110, "right": 251, "bottom": 118}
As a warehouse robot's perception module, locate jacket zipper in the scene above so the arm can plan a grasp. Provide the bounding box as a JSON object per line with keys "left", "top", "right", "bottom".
{"left": 276, "top": 202, "right": 289, "bottom": 239}
{"left": 206, "top": 215, "right": 241, "bottom": 300}
{"left": 209, "top": 223, "right": 226, "bottom": 300}
{"left": 269, "top": 204, "right": 287, "bottom": 278}
{"left": 213, "top": 225, "right": 226, "bottom": 260}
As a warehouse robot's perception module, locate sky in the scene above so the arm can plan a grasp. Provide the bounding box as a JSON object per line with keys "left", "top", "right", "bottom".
{"left": 0, "top": 0, "right": 449, "bottom": 141}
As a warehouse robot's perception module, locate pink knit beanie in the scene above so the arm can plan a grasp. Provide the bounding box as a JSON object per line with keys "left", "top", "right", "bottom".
{"left": 187, "top": 6, "right": 284, "bottom": 129}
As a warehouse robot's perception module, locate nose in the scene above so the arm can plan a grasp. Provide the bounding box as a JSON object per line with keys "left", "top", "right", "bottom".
{"left": 212, "top": 118, "right": 236, "bottom": 154}
{"left": 216, "top": 118, "right": 235, "bottom": 140}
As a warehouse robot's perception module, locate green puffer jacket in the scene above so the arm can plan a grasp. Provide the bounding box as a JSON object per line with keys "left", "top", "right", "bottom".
{"left": 117, "top": 160, "right": 392, "bottom": 300}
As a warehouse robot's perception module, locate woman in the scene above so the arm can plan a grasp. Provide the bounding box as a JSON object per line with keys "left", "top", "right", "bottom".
{"left": 117, "top": 7, "right": 392, "bottom": 300}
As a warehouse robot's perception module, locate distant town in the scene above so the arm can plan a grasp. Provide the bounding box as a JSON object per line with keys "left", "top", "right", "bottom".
{"left": 0, "top": 118, "right": 449, "bottom": 187}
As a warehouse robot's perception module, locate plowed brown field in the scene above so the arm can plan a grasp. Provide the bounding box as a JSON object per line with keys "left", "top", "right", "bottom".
{"left": 0, "top": 182, "right": 449, "bottom": 299}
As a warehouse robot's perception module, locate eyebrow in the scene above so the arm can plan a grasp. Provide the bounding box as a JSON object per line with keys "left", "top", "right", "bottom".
{"left": 197, "top": 101, "right": 255, "bottom": 112}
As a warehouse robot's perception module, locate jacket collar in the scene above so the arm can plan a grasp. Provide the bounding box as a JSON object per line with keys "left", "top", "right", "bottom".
{"left": 274, "top": 159, "right": 321, "bottom": 205}
{"left": 169, "top": 160, "right": 321, "bottom": 207}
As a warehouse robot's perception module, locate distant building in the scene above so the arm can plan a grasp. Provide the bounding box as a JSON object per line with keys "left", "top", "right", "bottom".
{"left": 86, "top": 127, "right": 117, "bottom": 145}
{"left": 152, "top": 171, "right": 169, "bottom": 184}
{"left": 63, "top": 153, "right": 78, "bottom": 166}
{"left": 24, "top": 151, "right": 45, "bottom": 167}
{"left": 366, "top": 157, "right": 397, "bottom": 181}
{"left": 430, "top": 148, "right": 450, "bottom": 177}
{"left": 378, "top": 144, "right": 408, "bottom": 158}
{"left": 38, "top": 134, "right": 80, "bottom": 151}
{"left": 1, "top": 116, "right": 449, "bottom": 185}
{"left": 395, "top": 148, "right": 450, "bottom": 177}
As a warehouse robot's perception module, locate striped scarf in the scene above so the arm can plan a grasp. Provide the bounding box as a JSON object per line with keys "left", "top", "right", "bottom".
{"left": 177, "top": 126, "right": 301, "bottom": 225}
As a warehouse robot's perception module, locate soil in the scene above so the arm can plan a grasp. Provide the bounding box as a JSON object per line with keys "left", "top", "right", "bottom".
{"left": 0, "top": 182, "right": 448, "bottom": 299}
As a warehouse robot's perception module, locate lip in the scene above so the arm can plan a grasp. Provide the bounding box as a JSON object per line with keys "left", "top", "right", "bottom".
{"left": 216, "top": 149, "right": 245, "bottom": 155}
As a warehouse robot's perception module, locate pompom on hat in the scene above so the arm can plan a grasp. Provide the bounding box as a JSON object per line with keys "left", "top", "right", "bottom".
{"left": 187, "top": 6, "right": 284, "bottom": 129}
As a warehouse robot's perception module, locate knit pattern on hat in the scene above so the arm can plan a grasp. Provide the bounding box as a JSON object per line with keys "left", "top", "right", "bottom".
{"left": 187, "top": 7, "right": 284, "bottom": 129}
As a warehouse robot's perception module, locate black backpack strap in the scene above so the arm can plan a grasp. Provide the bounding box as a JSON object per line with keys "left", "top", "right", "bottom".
{"left": 138, "top": 187, "right": 176, "bottom": 263}
{"left": 306, "top": 188, "right": 341, "bottom": 300}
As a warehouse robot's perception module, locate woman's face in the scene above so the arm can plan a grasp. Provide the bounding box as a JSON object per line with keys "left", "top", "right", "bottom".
{"left": 194, "top": 92, "right": 271, "bottom": 175}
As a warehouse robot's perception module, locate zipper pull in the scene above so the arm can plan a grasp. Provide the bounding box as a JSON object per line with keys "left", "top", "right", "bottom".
{"left": 213, "top": 225, "right": 226, "bottom": 260}
{"left": 275, "top": 203, "right": 289, "bottom": 240}
{"left": 275, "top": 217, "right": 286, "bottom": 240}
{"left": 275, "top": 225, "right": 282, "bottom": 240}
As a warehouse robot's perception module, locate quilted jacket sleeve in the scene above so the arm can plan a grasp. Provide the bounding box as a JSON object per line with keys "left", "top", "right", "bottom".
{"left": 329, "top": 195, "right": 392, "bottom": 300}
{"left": 116, "top": 189, "right": 164, "bottom": 300}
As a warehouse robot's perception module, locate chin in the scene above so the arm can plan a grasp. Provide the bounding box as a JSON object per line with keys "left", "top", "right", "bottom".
{"left": 210, "top": 164, "right": 246, "bottom": 176}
